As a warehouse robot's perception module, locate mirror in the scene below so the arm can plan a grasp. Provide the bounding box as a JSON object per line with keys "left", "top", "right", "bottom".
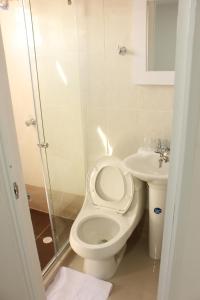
{"left": 147, "top": 0, "right": 178, "bottom": 71}
{"left": 133, "top": 0, "right": 178, "bottom": 85}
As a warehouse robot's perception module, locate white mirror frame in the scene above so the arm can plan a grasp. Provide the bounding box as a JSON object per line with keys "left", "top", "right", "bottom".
{"left": 133, "top": 0, "right": 175, "bottom": 85}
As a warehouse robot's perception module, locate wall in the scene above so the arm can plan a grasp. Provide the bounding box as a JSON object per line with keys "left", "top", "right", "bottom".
{"left": 0, "top": 0, "right": 174, "bottom": 197}
{"left": 0, "top": 0, "right": 86, "bottom": 197}
{"left": 28, "top": 0, "right": 86, "bottom": 196}
{"left": 77, "top": 0, "right": 174, "bottom": 170}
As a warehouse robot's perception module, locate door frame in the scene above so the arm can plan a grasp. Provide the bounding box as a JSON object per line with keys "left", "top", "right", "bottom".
{"left": 0, "top": 0, "right": 199, "bottom": 299}
{"left": 0, "top": 28, "right": 45, "bottom": 299}
{"left": 22, "top": 0, "right": 58, "bottom": 255}
{"left": 157, "top": 0, "right": 200, "bottom": 299}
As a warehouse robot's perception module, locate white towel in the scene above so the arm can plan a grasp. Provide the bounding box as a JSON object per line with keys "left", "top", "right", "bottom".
{"left": 46, "top": 267, "right": 112, "bottom": 300}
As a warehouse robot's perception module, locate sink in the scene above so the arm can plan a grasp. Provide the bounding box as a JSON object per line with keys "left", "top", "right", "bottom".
{"left": 124, "top": 149, "right": 169, "bottom": 260}
{"left": 124, "top": 150, "right": 169, "bottom": 184}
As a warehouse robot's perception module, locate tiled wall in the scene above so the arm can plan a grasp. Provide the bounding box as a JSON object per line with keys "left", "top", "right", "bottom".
{"left": 0, "top": 1, "right": 86, "bottom": 196}
{"left": 30, "top": 0, "right": 86, "bottom": 195}
{"left": 1, "top": 0, "right": 174, "bottom": 198}
{"left": 77, "top": 0, "right": 174, "bottom": 170}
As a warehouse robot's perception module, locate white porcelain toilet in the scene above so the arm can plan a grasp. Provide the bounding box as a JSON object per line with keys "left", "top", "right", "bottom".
{"left": 69, "top": 157, "right": 145, "bottom": 280}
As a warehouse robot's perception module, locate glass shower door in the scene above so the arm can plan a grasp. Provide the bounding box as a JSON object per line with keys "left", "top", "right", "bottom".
{"left": 23, "top": 0, "right": 85, "bottom": 252}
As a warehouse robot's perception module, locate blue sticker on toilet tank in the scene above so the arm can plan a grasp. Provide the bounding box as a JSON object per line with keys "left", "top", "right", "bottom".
{"left": 154, "top": 207, "right": 162, "bottom": 214}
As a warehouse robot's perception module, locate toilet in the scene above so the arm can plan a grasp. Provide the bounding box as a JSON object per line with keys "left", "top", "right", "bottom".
{"left": 69, "top": 156, "right": 145, "bottom": 280}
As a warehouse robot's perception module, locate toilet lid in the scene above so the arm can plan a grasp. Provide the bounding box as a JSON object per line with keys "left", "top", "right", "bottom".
{"left": 89, "top": 157, "right": 134, "bottom": 214}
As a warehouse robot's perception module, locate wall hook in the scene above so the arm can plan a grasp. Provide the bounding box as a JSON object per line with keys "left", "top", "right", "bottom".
{"left": 118, "top": 46, "right": 127, "bottom": 56}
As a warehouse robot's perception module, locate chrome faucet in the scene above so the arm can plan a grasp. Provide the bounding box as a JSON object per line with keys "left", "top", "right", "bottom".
{"left": 154, "top": 139, "right": 170, "bottom": 168}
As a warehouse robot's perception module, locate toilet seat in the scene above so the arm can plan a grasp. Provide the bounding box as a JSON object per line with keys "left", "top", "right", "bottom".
{"left": 89, "top": 158, "right": 134, "bottom": 214}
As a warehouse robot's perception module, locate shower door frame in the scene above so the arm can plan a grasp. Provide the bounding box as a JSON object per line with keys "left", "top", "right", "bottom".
{"left": 0, "top": 0, "right": 200, "bottom": 299}
{"left": 22, "top": 0, "right": 57, "bottom": 266}
{"left": 22, "top": 0, "right": 71, "bottom": 274}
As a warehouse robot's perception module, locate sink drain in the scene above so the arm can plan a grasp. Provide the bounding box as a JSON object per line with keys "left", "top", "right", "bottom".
{"left": 43, "top": 236, "right": 53, "bottom": 244}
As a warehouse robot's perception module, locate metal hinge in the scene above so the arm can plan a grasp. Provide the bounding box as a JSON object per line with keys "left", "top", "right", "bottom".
{"left": 37, "top": 142, "right": 49, "bottom": 149}
{"left": 13, "top": 182, "right": 19, "bottom": 199}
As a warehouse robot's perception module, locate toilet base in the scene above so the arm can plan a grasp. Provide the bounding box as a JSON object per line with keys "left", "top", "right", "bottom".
{"left": 83, "top": 244, "right": 127, "bottom": 280}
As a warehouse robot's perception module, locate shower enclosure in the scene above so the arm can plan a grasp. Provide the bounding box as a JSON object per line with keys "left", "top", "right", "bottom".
{"left": 21, "top": 0, "right": 86, "bottom": 272}
{"left": 1, "top": 0, "right": 140, "bottom": 273}
{"left": 0, "top": 0, "right": 88, "bottom": 272}
{"left": 20, "top": 0, "right": 118, "bottom": 272}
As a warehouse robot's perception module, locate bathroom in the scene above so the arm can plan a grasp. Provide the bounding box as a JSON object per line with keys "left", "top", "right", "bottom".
{"left": 0, "top": 0, "right": 200, "bottom": 299}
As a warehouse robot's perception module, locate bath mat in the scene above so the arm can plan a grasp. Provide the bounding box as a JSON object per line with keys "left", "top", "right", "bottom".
{"left": 46, "top": 267, "right": 112, "bottom": 300}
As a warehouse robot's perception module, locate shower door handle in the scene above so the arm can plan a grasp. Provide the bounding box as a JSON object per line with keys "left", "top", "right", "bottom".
{"left": 38, "top": 142, "right": 49, "bottom": 149}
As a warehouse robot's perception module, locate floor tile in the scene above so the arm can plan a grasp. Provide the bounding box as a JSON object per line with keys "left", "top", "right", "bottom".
{"left": 36, "top": 226, "right": 55, "bottom": 270}
{"left": 30, "top": 209, "right": 51, "bottom": 238}
{"left": 63, "top": 213, "right": 159, "bottom": 300}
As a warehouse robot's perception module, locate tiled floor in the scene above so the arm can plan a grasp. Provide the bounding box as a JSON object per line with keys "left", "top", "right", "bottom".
{"left": 63, "top": 214, "right": 160, "bottom": 300}
{"left": 30, "top": 209, "right": 55, "bottom": 270}
{"left": 30, "top": 209, "right": 74, "bottom": 270}
{"left": 27, "top": 183, "right": 80, "bottom": 270}
{"left": 27, "top": 184, "right": 84, "bottom": 219}
{"left": 54, "top": 216, "right": 73, "bottom": 249}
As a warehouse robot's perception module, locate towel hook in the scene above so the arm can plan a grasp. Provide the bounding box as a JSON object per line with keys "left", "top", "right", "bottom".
{"left": 118, "top": 46, "right": 127, "bottom": 56}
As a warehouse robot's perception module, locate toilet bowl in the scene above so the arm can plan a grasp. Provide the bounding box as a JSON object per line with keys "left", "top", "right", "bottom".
{"left": 70, "top": 157, "right": 145, "bottom": 280}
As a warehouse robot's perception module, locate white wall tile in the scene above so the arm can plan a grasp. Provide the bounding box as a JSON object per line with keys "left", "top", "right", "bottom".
{"left": 1, "top": 0, "right": 174, "bottom": 196}
{"left": 83, "top": 0, "right": 174, "bottom": 166}
{"left": 1, "top": 0, "right": 86, "bottom": 196}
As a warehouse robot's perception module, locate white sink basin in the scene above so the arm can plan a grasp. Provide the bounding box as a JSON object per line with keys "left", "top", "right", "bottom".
{"left": 124, "top": 149, "right": 169, "bottom": 260}
{"left": 124, "top": 150, "right": 169, "bottom": 184}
